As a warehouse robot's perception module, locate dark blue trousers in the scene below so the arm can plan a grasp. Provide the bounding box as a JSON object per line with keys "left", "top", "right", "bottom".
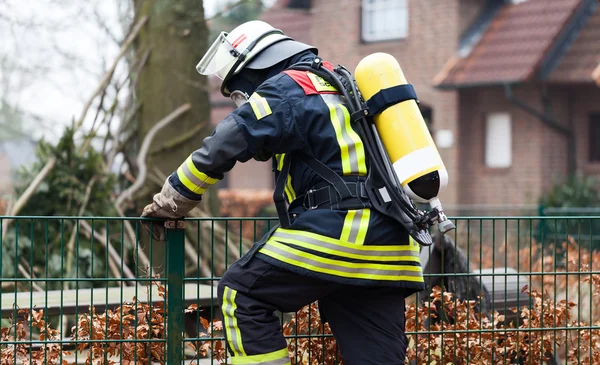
{"left": 217, "top": 255, "right": 409, "bottom": 365}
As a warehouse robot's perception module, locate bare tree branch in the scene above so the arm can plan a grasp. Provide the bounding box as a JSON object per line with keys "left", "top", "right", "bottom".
{"left": 93, "top": 5, "right": 121, "bottom": 45}
{"left": 4, "top": 14, "right": 147, "bottom": 220}
{"left": 6, "top": 157, "right": 57, "bottom": 218}
{"left": 115, "top": 103, "right": 192, "bottom": 208}
{"left": 64, "top": 176, "right": 99, "bottom": 280}
{"left": 79, "top": 220, "right": 136, "bottom": 285}
{"left": 149, "top": 121, "right": 206, "bottom": 156}
{"left": 74, "top": 14, "right": 148, "bottom": 141}
{"left": 17, "top": 263, "right": 43, "bottom": 292}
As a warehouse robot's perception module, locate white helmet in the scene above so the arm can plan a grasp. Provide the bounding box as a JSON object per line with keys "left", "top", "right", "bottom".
{"left": 196, "top": 20, "right": 317, "bottom": 96}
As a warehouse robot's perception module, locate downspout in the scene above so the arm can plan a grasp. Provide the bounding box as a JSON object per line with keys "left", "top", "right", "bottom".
{"left": 503, "top": 83, "right": 575, "bottom": 175}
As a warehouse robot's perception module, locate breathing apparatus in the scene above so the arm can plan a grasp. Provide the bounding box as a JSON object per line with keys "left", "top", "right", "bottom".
{"left": 286, "top": 54, "right": 455, "bottom": 246}
{"left": 195, "top": 20, "right": 454, "bottom": 246}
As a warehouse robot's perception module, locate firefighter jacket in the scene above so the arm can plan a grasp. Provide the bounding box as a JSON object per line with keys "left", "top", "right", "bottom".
{"left": 168, "top": 59, "right": 425, "bottom": 295}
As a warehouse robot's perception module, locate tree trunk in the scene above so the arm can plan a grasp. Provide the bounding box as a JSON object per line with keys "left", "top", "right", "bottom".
{"left": 132, "top": 0, "right": 216, "bottom": 272}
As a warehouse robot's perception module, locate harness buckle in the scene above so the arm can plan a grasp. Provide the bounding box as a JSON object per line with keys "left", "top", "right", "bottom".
{"left": 304, "top": 189, "right": 319, "bottom": 210}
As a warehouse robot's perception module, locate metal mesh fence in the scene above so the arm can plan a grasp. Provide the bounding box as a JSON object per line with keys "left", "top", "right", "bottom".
{"left": 1, "top": 215, "right": 599, "bottom": 364}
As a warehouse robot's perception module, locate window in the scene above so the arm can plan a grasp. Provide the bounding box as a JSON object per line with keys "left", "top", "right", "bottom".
{"left": 361, "top": 0, "right": 408, "bottom": 42}
{"left": 288, "top": 0, "right": 311, "bottom": 9}
{"left": 485, "top": 112, "right": 512, "bottom": 168}
{"left": 419, "top": 104, "right": 433, "bottom": 135}
{"left": 590, "top": 114, "right": 600, "bottom": 162}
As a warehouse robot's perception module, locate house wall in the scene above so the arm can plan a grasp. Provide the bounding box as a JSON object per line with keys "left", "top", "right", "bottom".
{"left": 572, "top": 85, "right": 600, "bottom": 178}
{"left": 458, "top": 85, "right": 546, "bottom": 207}
{"left": 309, "top": 0, "right": 464, "bottom": 205}
{"left": 457, "top": 83, "right": 600, "bottom": 208}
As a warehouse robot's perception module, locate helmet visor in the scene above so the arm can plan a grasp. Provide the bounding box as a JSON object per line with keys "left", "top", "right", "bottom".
{"left": 196, "top": 32, "right": 239, "bottom": 79}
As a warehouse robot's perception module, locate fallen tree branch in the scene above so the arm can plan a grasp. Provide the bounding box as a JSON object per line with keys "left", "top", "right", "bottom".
{"left": 17, "top": 263, "right": 44, "bottom": 292}
{"left": 115, "top": 103, "right": 192, "bottom": 208}
{"left": 74, "top": 14, "right": 148, "bottom": 132}
{"left": 64, "top": 176, "right": 99, "bottom": 280}
{"left": 149, "top": 121, "right": 206, "bottom": 156}
{"left": 130, "top": 47, "right": 152, "bottom": 91}
{"left": 4, "top": 15, "right": 148, "bottom": 220}
{"left": 79, "top": 220, "right": 136, "bottom": 285}
{"left": 80, "top": 81, "right": 122, "bottom": 154}
{"left": 105, "top": 102, "right": 143, "bottom": 172}
{"left": 111, "top": 200, "right": 153, "bottom": 277}
{"left": 1, "top": 196, "right": 13, "bottom": 237}
{"left": 6, "top": 157, "right": 57, "bottom": 219}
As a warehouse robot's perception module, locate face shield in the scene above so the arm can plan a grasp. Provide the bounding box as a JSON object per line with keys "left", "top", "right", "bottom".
{"left": 196, "top": 32, "right": 240, "bottom": 80}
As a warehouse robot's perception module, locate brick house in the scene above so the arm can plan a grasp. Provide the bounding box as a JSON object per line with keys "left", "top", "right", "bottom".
{"left": 210, "top": 0, "right": 600, "bottom": 214}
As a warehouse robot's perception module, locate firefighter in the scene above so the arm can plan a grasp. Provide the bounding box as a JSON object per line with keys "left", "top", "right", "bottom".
{"left": 141, "top": 20, "right": 424, "bottom": 365}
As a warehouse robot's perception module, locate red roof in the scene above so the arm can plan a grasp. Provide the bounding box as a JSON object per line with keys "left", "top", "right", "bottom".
{"left": 548, "top": 6, "right": 600, "bottom": 83}
{"left": 434, "top": 0, "right": 581, "bottom": 88}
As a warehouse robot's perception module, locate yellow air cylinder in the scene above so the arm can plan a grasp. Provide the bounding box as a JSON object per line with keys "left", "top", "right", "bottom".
{"left": 354, "top": 52, "right": 448, "bottom": 209}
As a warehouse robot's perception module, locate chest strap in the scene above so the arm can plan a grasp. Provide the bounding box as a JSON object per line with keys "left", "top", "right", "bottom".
{"left": 298, "top": 177, "right": 370, "bottom": 211}
{"left": 274, "top": 152, "right": 371, "bottom": 227}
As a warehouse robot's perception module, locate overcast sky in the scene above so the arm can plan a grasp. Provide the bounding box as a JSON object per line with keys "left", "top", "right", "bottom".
{"left": 0, "top": 0, "right": 276, "bottom": 142}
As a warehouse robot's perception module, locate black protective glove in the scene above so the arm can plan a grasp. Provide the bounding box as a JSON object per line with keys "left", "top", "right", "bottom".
{"left": 140, "top": 178, "right": 200, "bottom": 241}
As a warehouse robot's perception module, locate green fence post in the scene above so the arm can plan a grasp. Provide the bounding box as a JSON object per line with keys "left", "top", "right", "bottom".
{"left": 166, "top": 220, "right": 185, "bottom": 364}
{"left": 537, "top": 204, "right": 545, "bottom": 243}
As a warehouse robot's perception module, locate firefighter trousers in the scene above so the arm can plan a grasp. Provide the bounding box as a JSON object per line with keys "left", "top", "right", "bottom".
{"left": 217, "top": 254, "right": 409, "bottom": 365}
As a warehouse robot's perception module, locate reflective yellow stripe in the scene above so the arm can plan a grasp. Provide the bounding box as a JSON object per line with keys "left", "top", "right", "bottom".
{"left": 230, "top": 348, "right": 290, "bottom": 365}
{"left": 325, "top": 101, "right": 351, "bottom": 173}
{"left": 275, "top": 154, "right": 296, "bottom": 202}
{"left": 340, "top": 210, "right": 357, "bottom": 242}
{"left": 285, "top": 174, "right": 296, "bottom": 202}
{"left": 268, "top": 229, "right": 419, "bottom": 262}
{"left": 176, "top": 155, "right": 218, "bottom": 194}
{"left": 222, "top": 286, "right": 246, "bottom": 357}
{"left": 340, "top": 102, "right": 367, "bottom": 175}
{"left": 249, "top": 93, "right": 272, "bottom": 120}
{"left": 276, "top": 153, "right": 285, "bottom": 171}
{"left": 340, "top": 209, "right": 370, "bottom": 245}
{"left": 320, "top": 94, "right": 367, "bottom": 176}
{"left": 307, "top": 72, "right": 337, "bottom": 92}
{"left": 274, "top": 228, "right": 420, "bottom": 252}
{"left": 260, "top": 241, "right": 423, "bottom": 282}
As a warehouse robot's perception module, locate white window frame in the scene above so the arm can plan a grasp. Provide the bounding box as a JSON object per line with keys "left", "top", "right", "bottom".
{"left": 485, "top": 112, "right": 512, "bottom": 168}
{"left": 361, "top": 0, "right": 409, "bottom": 42}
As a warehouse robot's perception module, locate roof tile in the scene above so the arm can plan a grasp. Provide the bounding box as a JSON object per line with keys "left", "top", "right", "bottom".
{"left": 435, "top": 0, "right": 581, "bottom": 87}
{"left": 549, "top": 6, "right": 600, "bottom": 83}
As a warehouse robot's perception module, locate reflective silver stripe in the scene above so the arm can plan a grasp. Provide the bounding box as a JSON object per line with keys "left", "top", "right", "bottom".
{"left": 263, "top": 242, "right": 422, "bottom": 278}
{"left": 181, "top": 161, "right": 212, "bottom": 190}
{"left": 256, "top": 357, "right": 290, "bottom": 365}
{"left": 320, "top": 93, "right": 360, "bottom": 174}
{"left": 270, "top": 231, "right": 419, "bottom": 259}
{"left": 253, "top": 98, "right": 269, "bottom": 117}
{"left": 230, "top": 349, "right": 291, "bottom": 365}
{"left": 222, "top": 287, "right": 245, "bottom": 356}
{"left": 346, "top": 209, "right": 363, "bottom": 244}
{"left": 249, "top": 93, "right": 272, "bottom": 120}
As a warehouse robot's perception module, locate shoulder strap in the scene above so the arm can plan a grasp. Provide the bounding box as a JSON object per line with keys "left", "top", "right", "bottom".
{"left": 295, "top": 153, "right": 353, "bottom": 200}
{"left": 273, "top": 151, "right": 361, "bottom": 227}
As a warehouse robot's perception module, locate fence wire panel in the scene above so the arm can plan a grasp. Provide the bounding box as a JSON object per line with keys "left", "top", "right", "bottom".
{"left": 1, "top": 216, "right": 600, "bottom": 365}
